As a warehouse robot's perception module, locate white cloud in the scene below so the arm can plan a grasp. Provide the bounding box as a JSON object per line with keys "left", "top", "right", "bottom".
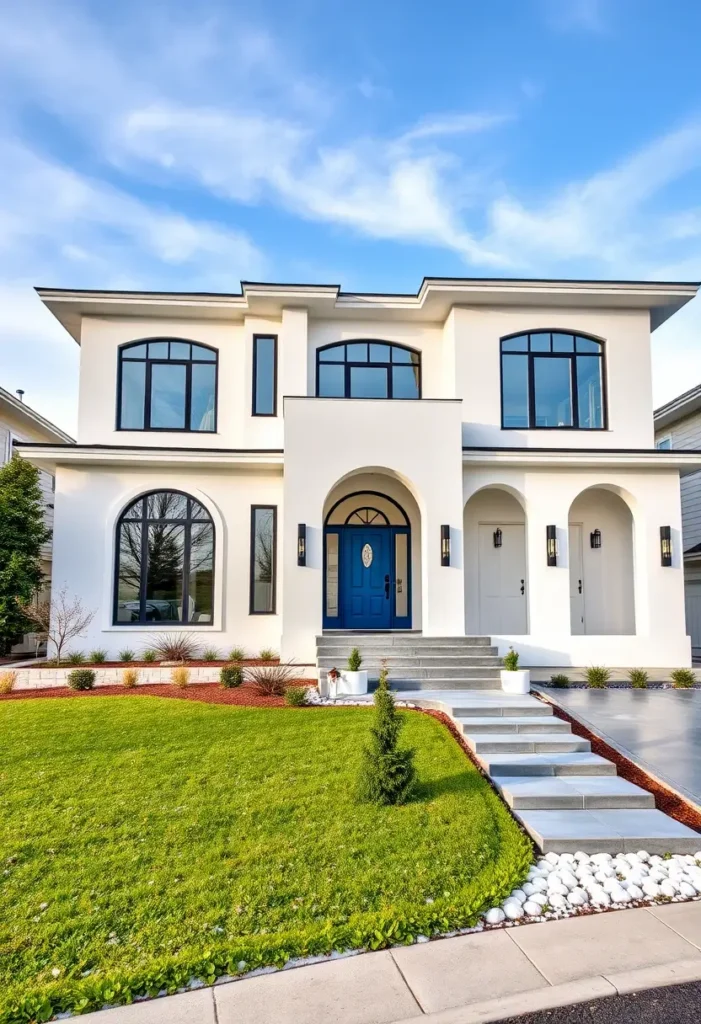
{"left": 399, "top": 112, "right": 510, "bottom": 142}
{"left": 542, "top": 0, "right": 607, "bottom": 33}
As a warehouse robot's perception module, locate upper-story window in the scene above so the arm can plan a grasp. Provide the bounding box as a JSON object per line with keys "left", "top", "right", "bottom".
{"left": 501, "top": 331, "right": 605, "bottom": 430}
{"left": 316, "top": 341, "right": 421, "bottom": 399}
{"left": 252, "top": 334, "right": 277, "bottom": 416}
{"left": 118, "top": 339, "right": 217, "bottom": 432}
{"left": 656, "top": 436, "right": 672, "bottom": 450}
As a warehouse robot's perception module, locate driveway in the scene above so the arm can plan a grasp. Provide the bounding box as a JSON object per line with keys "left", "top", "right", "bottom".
{"left": 538, "top": 688, "right": 701, "bottom": 806}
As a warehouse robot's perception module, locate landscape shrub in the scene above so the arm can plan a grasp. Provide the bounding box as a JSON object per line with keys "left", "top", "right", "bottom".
{"left": 671, "top": 668, "right": 695, "bottom": 689}
{"left": 629, "top": 668, "right": 649, "bottom": 688}
{"left": 377, "top": 660, "right": 390, "bottom": 690}
{"left": 347, "top": 647, "right": 362, "bottom": 671}
{"left": 171, "top": 666, "right": 190, "bottom": 688}
{"left": 550, "top": 673, "right": 570, "bottom": 688}
{"left": 285, "top": 685, "right": 309, "bottom": 706}
{"left": 502, "top": 648, "right": 519, "bottom": 671}
{"left": 149, "top": 633, "right": 202, "bottom": 663}
{"left": 248, "top": 662, "right": 296, "bottom": 696}
{"left": 259, "top": 647, "right": 277, "bottom": 662}
{"left": 122, "top": 668, "right": 139, "bottom": 689}
{"left": 89, "top": 649, "right": 107, "bottom": 664}
{"left": 142, "top": 649, "right": 157, "bottom": 663}
{"left": 202, "top": 647, "right": 220, "bottom": 662}
{"left": 586, "top": 665, "right": 610, "bottom": 688}
{"left": 66, "top": 650, "right": 86, "bottom": 665}
{"left": 228, "top": 645, "right": 246, "bottom": 662}
{"left": 220, "top": 665, "right": 243, "bottom": 688}
{"left": 0, "top": 670, "right": 17, "bottom": 694}
{"left": 357, "top": 683, "right": 416, "bottom": 805}
{"left": 118, "top": 648, "right": 135, "bottom": 663}
{"left": 68, "top": 668, "right": 96, "bottom": 690}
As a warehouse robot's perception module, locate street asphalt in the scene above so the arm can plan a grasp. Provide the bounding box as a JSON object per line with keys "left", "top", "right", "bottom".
{"left": 500, "top": 980, "right": 701, "bottom": 1023}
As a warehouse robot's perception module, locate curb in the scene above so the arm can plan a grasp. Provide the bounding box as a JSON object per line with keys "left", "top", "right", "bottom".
{"left": 392, "top": 958, "right": 701, "bottom": 1023}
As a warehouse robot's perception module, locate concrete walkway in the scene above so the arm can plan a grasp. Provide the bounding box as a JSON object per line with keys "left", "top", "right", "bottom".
{"left": 78, "top": 902, "right": 701, "bottom": 1024}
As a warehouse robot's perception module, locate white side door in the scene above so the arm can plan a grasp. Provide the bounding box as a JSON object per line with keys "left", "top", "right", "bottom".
{"left": 569, "top": 523, "right": 585, "bottom": 635}
{"left": 478, "top": 524, "right": 528, "bottom": 634}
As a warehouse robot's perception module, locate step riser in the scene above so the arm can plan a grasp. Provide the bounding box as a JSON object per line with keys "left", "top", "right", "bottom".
{"left": 322, "top": 667, "right": 502, "bottom": 680}
{"left": 450, "top": 704, "right": 553, "bottom": 717}
{"left": 318, "top": 635, "right": 492, "bottom": 645}
{"left": 388, "top": 679, "right": 503, "bottom": 691}
{"left": 456, "top": 721, "right": 570, "bottom": 734}
{"left": 317, "top": 655, "right": 501, "bottom": 667}
{"left": 506, "top": 794, "right": 656, "bottom": 810}
{"left": 485, "top": 762, "right": 617, "bottom": 777}
{"left": 469, "top": 739, "right": 591, "bottom": 754}
{"left": 317, "top": 646, "right": 499, "bottom": 656}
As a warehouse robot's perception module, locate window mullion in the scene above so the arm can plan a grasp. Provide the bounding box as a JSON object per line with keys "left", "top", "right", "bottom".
{"left": 139, "top": 510, "right": 149, "bottom": 624}
{"left": 182, "top": 516, "right": 191, "bottom": 624}
{"left": 185, "top": 363, "right": 192, "bottom": 431}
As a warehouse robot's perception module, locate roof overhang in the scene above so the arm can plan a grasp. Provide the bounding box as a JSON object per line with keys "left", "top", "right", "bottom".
{"left": 654, "top": 384, "right": 701, "bottom": 431}
{"left": 462, "top": 446, "right": 701, "bottom": 475}
{"left": 14, "top": 442, "right": 283, "bottom": 472}
{"left": 36, "top": 277, "right": 699, "bottom": 343}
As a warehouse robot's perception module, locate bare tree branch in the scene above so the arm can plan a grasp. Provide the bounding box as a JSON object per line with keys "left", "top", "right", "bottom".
{"left": 28, "top": 586, "right": 96, "bottom": 665}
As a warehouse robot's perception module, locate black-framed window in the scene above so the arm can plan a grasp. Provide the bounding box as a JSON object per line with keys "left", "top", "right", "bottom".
{"left": 252, "top": 334, "right": 277, "bottom": 416}
{"left": 118, "top": 339, "right": 218, "bottom": 432}
{"left": 316, "top": 341, "right": 421, "bottom": 399}
{"left": 250, "top": 506, "right": 277, "bottom": 614}
{"left": 114, "top": 491, "right": 214, "bottom": 625}
{"left": 501, "top": 331, "right": 605, "bottom": 430}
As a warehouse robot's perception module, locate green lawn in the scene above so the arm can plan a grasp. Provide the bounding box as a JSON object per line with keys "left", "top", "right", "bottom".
{"left": 0, "top": 698, "right": 532, "bottom": 1022}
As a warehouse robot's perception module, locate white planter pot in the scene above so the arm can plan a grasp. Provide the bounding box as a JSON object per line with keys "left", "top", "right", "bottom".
{"left": 318, "top": 674, "right": 329, "bottom": 698}
{"left": 500, "top": 669, "right": 531, "bottom": 694}
{"left": 327, "top": 674, "right": 340, "bottom": 699}
{"left": 339, "top": 670, "right": 368, "bottom": 696}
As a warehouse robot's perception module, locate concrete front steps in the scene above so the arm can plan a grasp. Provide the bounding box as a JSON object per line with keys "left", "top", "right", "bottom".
{"left": 386, "top": 688, "right": 700, "bottom": 854}
{"left": 316, "top": 633, "right": 502, "bottom": 689}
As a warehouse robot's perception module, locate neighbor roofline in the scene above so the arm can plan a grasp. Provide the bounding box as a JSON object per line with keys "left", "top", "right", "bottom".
{"left": 0, "top": 387, "right": 74, "bottom": 444}
{"left": 654, "top": 382, "right": 701, "bottom": 431}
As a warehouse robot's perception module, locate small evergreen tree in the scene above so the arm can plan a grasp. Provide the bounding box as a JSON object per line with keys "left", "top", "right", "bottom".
{"left": 0, "top": 456, "right": 50, "bottom": 655}
{"left": 357, "top": 677, "right": 416, "bottom": 805}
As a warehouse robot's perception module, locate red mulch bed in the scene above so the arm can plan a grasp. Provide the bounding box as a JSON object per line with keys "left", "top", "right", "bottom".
{"left": 17, "top": 659, "right": 292, "bottom": 670}
{"left": 0, "top": 681, "right": 316, "bottom": 708}
{"left": 537, "top": 694, "right": 701, "bottom": 833}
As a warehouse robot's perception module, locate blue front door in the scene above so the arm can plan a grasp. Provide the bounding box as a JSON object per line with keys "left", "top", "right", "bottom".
{"left": 343, "top": 528, "right": 392, "bottom": 629}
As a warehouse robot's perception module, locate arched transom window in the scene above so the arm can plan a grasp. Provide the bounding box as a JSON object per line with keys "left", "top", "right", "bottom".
{"left": 114, "top": 491, "right": 214, "bottom": 625}
{"left": 118, "top": 339, "right": 217, "bottom": 432}
{"left": 316, "top": 341, "right": 421, "bottom": 399}
{"left": 501, "top": 331, "right": 605, "bottom": 430}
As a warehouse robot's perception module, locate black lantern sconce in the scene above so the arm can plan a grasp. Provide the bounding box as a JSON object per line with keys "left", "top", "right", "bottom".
{"left": 660, "top": 526, "right": 672, "bottom": 567}
{"left": 297, "top": 523, "right": 307, "bottom": 566}
{"left": 546, "top": 525, "right": 558, "bottom": 567}
{"left": 441, "top": 525, "right": 451, "bottom": 566}
{"left": 493, "top": 527, "right": 503, "bottom": 548}
{"left": 590, "top": 529, "right": 602, "bottom": 549}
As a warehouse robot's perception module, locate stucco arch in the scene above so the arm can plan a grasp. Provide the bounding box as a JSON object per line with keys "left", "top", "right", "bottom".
{"left": 463, "top": 481, "right": 527, "bottom": 515}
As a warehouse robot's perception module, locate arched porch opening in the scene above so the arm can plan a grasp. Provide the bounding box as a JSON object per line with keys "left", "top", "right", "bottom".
{"left": 322, "top": 470, "right": 422, "bottom": 630}
{"left": 568, "top": 486, "right": 635, "bottom": 635}
{"left": 463, "top": 486, "right": 529, "bottom": 635}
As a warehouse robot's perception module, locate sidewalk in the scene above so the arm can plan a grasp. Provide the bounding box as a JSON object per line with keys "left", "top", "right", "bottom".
{"left": 78, "top": 901, "right": 701, "bottom": 1024}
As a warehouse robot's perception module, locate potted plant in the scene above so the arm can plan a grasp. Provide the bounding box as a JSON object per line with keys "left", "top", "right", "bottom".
{"left": 340, "top": 647, "right": 368, "bottom": 696}
{"left": 326, "top": 666, "right": 340, "bottom": 699}
{"left": 500, "top": 648, "right": 530, "bottom": 694}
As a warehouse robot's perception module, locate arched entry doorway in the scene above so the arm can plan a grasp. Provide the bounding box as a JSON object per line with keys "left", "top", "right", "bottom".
{"left": 568, "top": 487, "right": 635, "bottom": 635}
{"left": 464, "top": 487, "right": 529, "bottom": 634}
{"left": 323, "top": 488, "right": 413, "bottom": 630}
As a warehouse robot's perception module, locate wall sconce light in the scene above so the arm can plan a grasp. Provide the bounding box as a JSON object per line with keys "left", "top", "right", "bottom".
{"left": 441, "top": 525, "right": 451, "bottom": 566}
{"left": 590, "top": 529, "right": 602, "bottom": 549}
{"left": 297, "top": 523, "right": 307, "bottom": 566}
{"left": 546, "top": 525, "right": 558, "bottom": 567}
{"left": 493, "top": 527, "right": 502, "bottom": 548}
{"left": 660, "top": 525, "right": 672, "bottom": 567}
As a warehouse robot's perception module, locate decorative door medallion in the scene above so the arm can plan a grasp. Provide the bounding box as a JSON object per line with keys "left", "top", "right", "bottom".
{"left": 361, "top": 543, "right": 373, "bottom": 567}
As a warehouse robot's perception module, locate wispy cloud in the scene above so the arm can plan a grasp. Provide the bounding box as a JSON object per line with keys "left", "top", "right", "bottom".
{"left": 399, "top": 112, "right": 511, "bottom": 142}
{"left": 542, "top": 0, "right": 607, "bottom": 33}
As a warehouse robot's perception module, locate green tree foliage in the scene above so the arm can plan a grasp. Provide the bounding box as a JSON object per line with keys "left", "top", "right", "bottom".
{"left": 357, "top": 684, "right": 417, "bottom": 805}
{"left": 0, "top": 456, "right": 50, "bottom": 654}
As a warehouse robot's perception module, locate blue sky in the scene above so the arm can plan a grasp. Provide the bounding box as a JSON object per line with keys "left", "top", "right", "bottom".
{"left": 2, "top": 0, "right": 701, "bottom": 433}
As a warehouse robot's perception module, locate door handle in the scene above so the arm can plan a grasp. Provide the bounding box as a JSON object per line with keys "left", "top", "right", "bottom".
{"left": 578, "top": 579, "right": 583, "bottom": 594}
{"left": 520, "top": 579, "right": 525, "bottom": 595}
{"left": 384, "top": 574, "right": 390, "bottom": 599}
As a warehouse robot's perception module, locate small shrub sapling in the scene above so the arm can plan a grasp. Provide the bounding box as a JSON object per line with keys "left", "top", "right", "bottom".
{"left": 347, "top": 647, "right": 362, "bottom": 672}
{"left": 586, "top": 665, "right": 610, "bottom": 688}
{"left": 550, "top": 673, "right": 570, "bottom": 688}
{"left": 357, "top": 680, "right": 416, "bottom": 806}
{"left": 220, "top": 665, "right": 243, "bottom": 688}
{"left": 629, "top": 668, "right": 649, "bottom": 689}
{"left": 68, "top": 668, "right": 96, "bottom": 690}
{"left": 285, "top": 685, "right": 308, "bottom": 707}
{"left": 122, "top": 668, "right": 138, "bottom": 689}
{"left": 671, "top": 668, "right": 695, "bottom": 689}
{"left": 502, "top": 648, "right": 519, "bottom": 672}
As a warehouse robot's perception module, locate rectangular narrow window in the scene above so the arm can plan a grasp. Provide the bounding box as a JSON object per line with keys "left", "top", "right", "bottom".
{"left": 501, "top": 353, "right": 529, "bottom": 427}
{"left": 395, "top": 533, "right": 408, "bottom": 618}
{"left": 250, "top": 506, "right": 276, "bottom": 613}
{"left": 120, "top": 361, "right": 146, "bottom": 429}
{"left": 318, "top": 364, "right": 345, "bottom": 397}
{"left": 326, "top": 532, "right": 339, "bottom": 618}
{"left": 188, "top": 523, "right": 214, "bottom": 623}
{"left": 116, "top": 521, "right": 143, "bottom": 622}
{"left": 145, "top": 522, "right": 185, "bottom": 621}
{"left": 576, "top": 355, "right": 603, "bottom": 429}
{"left": 656, "top": 436, "right": 672, "bottom": 450}
{"left": 150, "top": 363, "right": 187, "bottom": 429}
{"left": 252, "top": 335, "right": 277, "bottom": 416}
{"left": 533, "top": 357, "right": 573, "bottom": 427}
{"left": 191, "top": 363, "right": 217, "bottom": 430}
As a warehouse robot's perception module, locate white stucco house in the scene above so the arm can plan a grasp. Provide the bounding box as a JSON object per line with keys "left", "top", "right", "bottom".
{"left": 16, "top": 277, "right": 701, "bottom": 672}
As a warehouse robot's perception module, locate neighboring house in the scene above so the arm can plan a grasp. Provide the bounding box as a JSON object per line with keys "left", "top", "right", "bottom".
{"left": 0, "top": 385, "right": 74, "bottom": 654}
{"left": 15, "top": 278, "right": 701, "bottom": 669}
{"left": 655, "top": 383, "right": 701, "bottom": 658}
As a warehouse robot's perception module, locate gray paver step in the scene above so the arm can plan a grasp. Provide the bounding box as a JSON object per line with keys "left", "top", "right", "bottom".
{"left": 317, "top": 655, "right": 501, "bottom": 668}
{"left": 495, "top": 775, "right": 656, "bottom": 810}
{"left": 466, "top": 734, "right": 590, "bottom": 755}
{"left": 390, "top": 677, "right": 504, "bottom": 690}
{"left": 515, "top": 808, "right": 701, "bottom": 854}
{"left": 317, "top": 634, "right": 493, "bottom": 645}
{"left": 455, "top": 716, "right": 570, "bottom": 734}
{"left": 479, "top": 751, "right": 617, "bottom": 777}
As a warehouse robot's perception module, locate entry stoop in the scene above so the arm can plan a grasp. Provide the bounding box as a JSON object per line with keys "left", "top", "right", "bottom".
{"left": 315, "top": 633, "right": 502, "bottom": 689}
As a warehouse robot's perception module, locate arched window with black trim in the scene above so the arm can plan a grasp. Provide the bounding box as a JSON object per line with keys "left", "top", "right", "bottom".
{"left": 118, "top": 339, "right": 218, "bottom": 432}
{"left": 316, "top": 341, "right": 421, "bottom": 399}
{"left": 501, "top": 331, "right": 605, "bottom": 430}
{"left": 114, "top": 491, "right": 214, "bottom": 625}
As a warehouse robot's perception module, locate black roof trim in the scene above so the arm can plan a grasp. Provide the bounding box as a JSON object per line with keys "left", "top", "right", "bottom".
{"left": 462, "top": 445, "right": 701, "bottom": 455}
{"left": 14, "top": 441, "right": 284, "bottom": 454}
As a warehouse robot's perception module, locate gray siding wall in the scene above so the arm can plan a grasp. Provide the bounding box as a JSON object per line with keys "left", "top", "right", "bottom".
{"left": 656, "top": 409, "right": 701, "bottom": 552}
